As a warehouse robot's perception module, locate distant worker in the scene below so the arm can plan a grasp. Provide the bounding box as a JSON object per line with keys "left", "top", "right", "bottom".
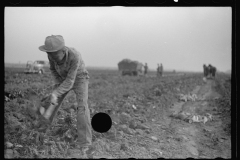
{"left": 203, "top": 64, "right": 208, "bottom": 77}
{"left": 157, "top": 64, "right": 160, "bottom": 77}
{"left": 144, "top": 63, "right": 148, "bottom": 75}
{"left": 160, "top": 63, "right": 163, "bottom": 77}
{"left": 208, "top": 64, "right": 212, "bottom": 78}
{"left": 212, "top": 66, "right": 217, "bottom": 78}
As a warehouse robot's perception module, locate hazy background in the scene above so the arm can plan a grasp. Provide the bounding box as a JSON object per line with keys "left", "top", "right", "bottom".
{"left": 5, "top": 7, "right": 231, "bottom": 72}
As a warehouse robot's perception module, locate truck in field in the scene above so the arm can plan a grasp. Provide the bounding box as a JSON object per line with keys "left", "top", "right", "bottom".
{"left": 24, "top": 60, "right": 50, "bottom": 74}
{"left": 118, "top": 59, "right": 144, "bottom": 76}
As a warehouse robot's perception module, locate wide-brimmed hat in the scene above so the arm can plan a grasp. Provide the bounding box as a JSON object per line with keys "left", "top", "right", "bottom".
{"left": 39, "top": 35, "right": 65, "bottom": 52}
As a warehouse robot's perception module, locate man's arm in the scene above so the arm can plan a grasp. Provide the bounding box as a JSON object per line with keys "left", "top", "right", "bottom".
{"left": 48, "top": 56, "right": 63, "bottom": 85}
{"left": 52, "top": 57, "right": 80, "bottom": 97}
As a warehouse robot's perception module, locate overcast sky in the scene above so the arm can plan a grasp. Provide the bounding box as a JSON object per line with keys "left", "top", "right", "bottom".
{"left": 5, "top": 7, "right": 231, "bottom": 72}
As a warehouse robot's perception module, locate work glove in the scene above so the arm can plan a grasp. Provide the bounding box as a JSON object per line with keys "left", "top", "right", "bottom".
{"left": 50, "top": 93, "right": 58, "bottom": 105}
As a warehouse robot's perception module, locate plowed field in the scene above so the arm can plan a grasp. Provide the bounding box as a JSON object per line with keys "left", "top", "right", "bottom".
{"left": 4, "top": 67, "right": 232, "bottom": 158}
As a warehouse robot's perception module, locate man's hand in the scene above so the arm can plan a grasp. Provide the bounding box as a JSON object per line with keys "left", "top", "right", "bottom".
{"left": 50, "top": 93, "right": 58, "bottom": 105}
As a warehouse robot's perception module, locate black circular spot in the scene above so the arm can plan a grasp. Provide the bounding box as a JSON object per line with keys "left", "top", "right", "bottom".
{"left": 91, "top": 112, "right": 112, "bottom": 133}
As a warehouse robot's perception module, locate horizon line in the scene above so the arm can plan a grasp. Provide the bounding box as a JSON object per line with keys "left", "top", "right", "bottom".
{"left": 4, "top": 62, "right": 230, "bottom": 73}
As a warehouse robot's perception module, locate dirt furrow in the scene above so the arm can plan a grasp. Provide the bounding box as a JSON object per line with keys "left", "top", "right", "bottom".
{"left": 164, "top": 79, "right": 231, "bottom": 158}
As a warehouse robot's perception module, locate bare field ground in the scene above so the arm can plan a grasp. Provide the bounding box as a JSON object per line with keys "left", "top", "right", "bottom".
{"left": 4, "top": 67, "right": 231, "bottom": 158}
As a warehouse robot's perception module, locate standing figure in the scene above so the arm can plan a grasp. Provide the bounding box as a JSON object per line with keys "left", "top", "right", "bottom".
{"left": 38, "top": 35, "right": 95, "bottom": 157}
{"left": 212, "top": 66, "right": 217, "bottom": 78}
{"left": 144, "top": 63, "right": 148, "bottom": 75}
{"left": 157, "top": 64, "right": 160, "bottom": 77}
{"left": 160, "top": 63, "right": 163, "bottom": 77}
{"left": 203, "top": 64, "right": 207, "bottom": 77}
{"left": 208, "top": 64, "right": 212, "bottom": 78}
